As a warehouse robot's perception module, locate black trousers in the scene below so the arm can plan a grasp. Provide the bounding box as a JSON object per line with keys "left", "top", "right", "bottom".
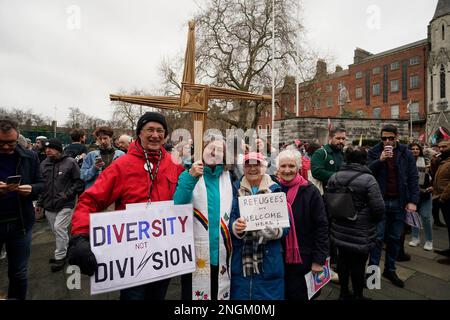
{"left": 440, "top": 201, "right": 450, "bottom": 248}
{"left": 181, "top": 264, "right": 219, "bottom": 300}
{"left": 337, "top": 247, "right": 368, "bottom": 298}
{"left": 284, "top": 254, "right": 321, "bottom": 301}
{"left": 432, "top": 198, "right": 443, "bottom": 224}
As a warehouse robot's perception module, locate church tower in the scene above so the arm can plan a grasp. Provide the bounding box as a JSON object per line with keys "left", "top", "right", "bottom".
{"left": 427, "top": 0, "right": 450, "bottom": 141}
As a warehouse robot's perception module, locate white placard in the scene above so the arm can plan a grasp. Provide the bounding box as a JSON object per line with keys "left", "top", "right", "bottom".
{"left": 89, "top": 202, "right": 195, "bottom": 295}
{"left": 238, "top": 193, "right": 290, "bottom": 231}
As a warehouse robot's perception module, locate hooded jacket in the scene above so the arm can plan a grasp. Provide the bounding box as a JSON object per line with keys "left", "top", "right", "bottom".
{"left": 38, "top": 154, "right": 85, "bottom": 212}
{"left": 71, "top": 140, "right": 184, "bottom": 235}
{"left": 327, "top": 164, "right": 385, "bottom": 254}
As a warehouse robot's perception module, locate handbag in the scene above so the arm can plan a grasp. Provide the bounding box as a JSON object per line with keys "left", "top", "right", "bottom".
{"left": 324, "top": 172, "right": 365, "bottom": 221}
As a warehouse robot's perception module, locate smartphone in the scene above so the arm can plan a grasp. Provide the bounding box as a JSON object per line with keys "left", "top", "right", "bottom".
{"left": 6, "top": 175, "right": 21, "bottom": 185}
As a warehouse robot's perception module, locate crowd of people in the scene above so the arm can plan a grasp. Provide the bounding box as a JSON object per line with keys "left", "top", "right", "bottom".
{"left": 0, "top": 113, "right": 449, "bottom": 301}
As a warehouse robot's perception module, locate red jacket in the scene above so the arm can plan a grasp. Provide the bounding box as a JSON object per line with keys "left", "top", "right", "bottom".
{"left": 71, "top": 141, "right": 184, "bottom": 235}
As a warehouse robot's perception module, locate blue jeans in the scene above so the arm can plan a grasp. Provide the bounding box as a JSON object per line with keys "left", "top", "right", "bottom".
{"left": 369, "top": 199, "right": 405, "bottom": 272}
{"left": 119, "top": 278, "right": 171, "bottom": 300}
{"left": 412, "top": 196, "right": 433, "bottom": 242}
{"left": 0, "top": 222, "right": 32, "bottom": 300}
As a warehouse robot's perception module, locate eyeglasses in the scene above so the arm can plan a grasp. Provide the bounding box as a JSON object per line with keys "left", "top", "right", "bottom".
{"left": 0, "top": 140, "right": 18, "bottom": 147}
{"left": 143, "top": 128, "right": 165, "bottom": 135}
{"left": 381, "top": 136, "right": 395, "bottom": 141}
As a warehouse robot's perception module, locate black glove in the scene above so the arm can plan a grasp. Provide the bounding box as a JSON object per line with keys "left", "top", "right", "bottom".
{"left": 67, "top": 234, "right": 98, "bottom": 276}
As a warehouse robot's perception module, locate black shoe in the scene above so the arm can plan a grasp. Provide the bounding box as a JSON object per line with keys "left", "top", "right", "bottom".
{"left": 434, "top": 249, "right": 450, "bottom": 257}
{"left": 382, "top": 270, "right": 404, "bottom": 288}
{"left": 396, "top": 253, "right": 411, "bottom": 262}
{"left": 50, "top": 258, "right": 66, "bottom": 272}
{"left": 434, "top": 221, "right": 447, "bottom": 228}
{"left": 437, "top": 257, "right": 450, "bottom": 265}
{"left": 338, "top": 293, "right": 354, "bottom": 300}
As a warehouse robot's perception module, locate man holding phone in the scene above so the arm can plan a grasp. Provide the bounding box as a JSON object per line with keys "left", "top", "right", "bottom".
{"left": 0, "top": 118, "right": 45, "bottom": 299}
{"left": 80, "top": 126, "right": 124, "bottom": 190}
{"left": 367, "top": 124, "right": 419, "bottom": 288}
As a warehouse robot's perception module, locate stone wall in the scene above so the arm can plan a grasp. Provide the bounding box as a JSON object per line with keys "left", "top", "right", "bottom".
{"left": 274, "top": 117, "right": 409, "bottom": 145}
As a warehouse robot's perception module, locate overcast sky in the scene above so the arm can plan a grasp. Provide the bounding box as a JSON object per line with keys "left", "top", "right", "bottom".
{"left": 0, "top": 0, "right": 438, "bottom": 124}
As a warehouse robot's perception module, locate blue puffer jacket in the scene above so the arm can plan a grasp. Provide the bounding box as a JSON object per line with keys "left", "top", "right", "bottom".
{"left": 229, "top": 175, "right": 289, "bottom": 300}
{"left": 368, "top": 142, "right": 419, "bottom": 207}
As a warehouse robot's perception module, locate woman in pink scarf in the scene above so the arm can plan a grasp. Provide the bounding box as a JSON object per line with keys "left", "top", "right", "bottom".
{"left": 276, "top": 149, "right": 330, "bottom": 300}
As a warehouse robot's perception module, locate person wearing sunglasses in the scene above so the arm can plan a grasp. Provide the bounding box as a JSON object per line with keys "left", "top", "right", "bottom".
{"left": 366, "top": 124, "right": 419, "bottom": 288}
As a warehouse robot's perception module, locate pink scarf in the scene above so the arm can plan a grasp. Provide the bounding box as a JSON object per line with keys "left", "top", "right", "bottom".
{"left": 279, "top": 174, "right": 307, "bottom": 264}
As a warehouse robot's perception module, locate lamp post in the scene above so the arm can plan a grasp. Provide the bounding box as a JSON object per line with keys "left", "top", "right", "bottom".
{"left": 407, "top": 100, "right": 412, "bottom": 142}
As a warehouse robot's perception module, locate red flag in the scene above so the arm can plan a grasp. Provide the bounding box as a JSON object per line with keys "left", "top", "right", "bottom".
{"left": 439, "top": 127, "right": 450, "bottom": 140}
{"left": 418, "top": 133, "right": 425, "bottom": 142}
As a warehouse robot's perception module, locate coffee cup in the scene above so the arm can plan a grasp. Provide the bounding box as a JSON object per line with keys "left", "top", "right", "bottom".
{"left": 384, "top": 145, "right": 393, "bottom": 157}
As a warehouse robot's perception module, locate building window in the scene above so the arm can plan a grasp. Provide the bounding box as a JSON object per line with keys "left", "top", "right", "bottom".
{"left": 373, "top": 66, "right": 381, "bottom": 75}
{"left": 327, "top": 97, "right": 333, "bottom": 108}
{"left": 304, "top": 100, "right": 310, "bottom": 112}
{"left": 356, "top": 109, "right": 364, "bottom": 117}
{"left": 355, "top": 87, "right": 363, "bottom": 99}
{"left": 408, "top": 102, "right": 420, "bottom": 120}
{"left": 266, "top": 124, "right": 270, "bottom": 132}
{"left": 356, "top": 71, "right": 363, "bottom": 79}
{"left": 373, "top": 83, "right": 381, "bottom": 96}
{"left": 441, "top": 65, "right": 446, "bottom": 99}
{"left": 409, "top": 56, "right": 420, "bottom": 66}
{"left": 443, "top": 24, "right": 446, "bottom": 41}
{"left": 391, "top": 61, "right": 400, "bottom": 70}
{"left": 326, "top": 85, "right": 333, "bottom": 92}
{"left": 258, "top": 125, "right": 263, "bottom": 131}
{"left": 391, "top": 79, "right": 399, "bottom": 92}
{"left": 391, "top": 105, "right": 399, "bottom": 119}
{"left": 410, "top": 75, "right": 420, "bottom": 89}
{"left": 315, "top": 99, "right": 321, "bottom": 109}
{"left": 373, "top": 107, "right": 381, "bottom": 118}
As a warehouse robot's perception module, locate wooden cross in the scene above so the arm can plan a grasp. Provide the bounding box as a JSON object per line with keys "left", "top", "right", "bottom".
{"left": 110, "top": 21, "right": 271, "bottom": 160}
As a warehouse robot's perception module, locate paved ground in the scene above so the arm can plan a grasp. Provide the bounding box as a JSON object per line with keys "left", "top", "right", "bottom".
{"left": 1, "top": 219, "right": 449, "bottom": 300}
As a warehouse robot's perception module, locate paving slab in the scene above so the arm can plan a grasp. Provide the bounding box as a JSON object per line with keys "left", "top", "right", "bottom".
{"left": 406, "top": 273, "right": 450, "bottom": 300}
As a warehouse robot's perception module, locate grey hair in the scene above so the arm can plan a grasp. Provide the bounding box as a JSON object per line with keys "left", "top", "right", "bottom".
{"left": 275, "top": 149, "right": 302, "bottom": 170}
{"left": 17, "top": 134, "right": 28, "bottom": 148}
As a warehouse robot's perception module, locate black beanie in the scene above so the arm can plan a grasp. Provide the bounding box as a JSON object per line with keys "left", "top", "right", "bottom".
{"left": 44, "top": 138, "right": 63, "bottom": 153}
{"left": 136, "top": 112, "right": 168, "bottom": 137}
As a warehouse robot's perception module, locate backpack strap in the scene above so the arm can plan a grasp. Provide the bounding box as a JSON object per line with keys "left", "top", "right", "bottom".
{"left": 335, "top": 171, "right": 365, "bottom": 188}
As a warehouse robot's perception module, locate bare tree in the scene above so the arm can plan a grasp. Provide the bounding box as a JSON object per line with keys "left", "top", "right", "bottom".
{"left": 111, "top": 89, "right": 148, "bottom": 131}
{"left": 160, "top": 0, "right": 310, "bottom": 130}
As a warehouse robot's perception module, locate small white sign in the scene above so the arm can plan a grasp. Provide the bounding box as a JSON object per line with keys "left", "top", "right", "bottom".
{"left": 238, "top": 193, "right": 290, "bottom": 232}
{"left": 89, "top": 202, "right": 195, "bottom": 295}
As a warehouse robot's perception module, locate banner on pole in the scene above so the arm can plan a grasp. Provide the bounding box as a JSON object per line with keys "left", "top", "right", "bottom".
{"left": 89, "top": 202, "right": 195, "bottom": 295}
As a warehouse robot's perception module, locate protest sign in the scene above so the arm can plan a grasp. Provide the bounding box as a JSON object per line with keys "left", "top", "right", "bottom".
{"left": 89, "top": 202, "right": 195, "bottom": 295}
{"left": 238, "top": 193, "right": 289, "bottom": 231}
{"left": 305, "top": 257, "right": 331, "bottom": 300}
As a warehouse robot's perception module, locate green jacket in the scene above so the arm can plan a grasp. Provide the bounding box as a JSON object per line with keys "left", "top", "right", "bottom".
{"left": 311, "top": 144, "right": 344, "bottom": 186}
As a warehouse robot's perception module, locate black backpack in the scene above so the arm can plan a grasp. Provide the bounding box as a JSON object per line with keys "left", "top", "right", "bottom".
{"left": 324, "top": 172, "right": 365, "bottom": 221}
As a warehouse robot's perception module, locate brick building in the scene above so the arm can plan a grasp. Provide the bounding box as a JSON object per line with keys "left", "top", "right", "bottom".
{"left": 260, "top": 0, "right": 450, "bottom": 143}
